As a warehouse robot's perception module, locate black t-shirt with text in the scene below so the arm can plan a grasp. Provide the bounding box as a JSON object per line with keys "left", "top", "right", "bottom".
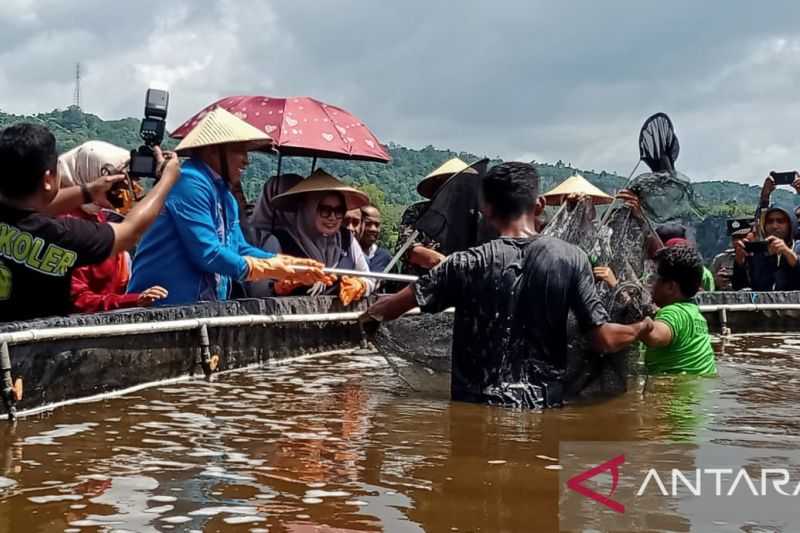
{"left": 413, "top": 236, "right": 609, "bottom": 403}
{"left": 0, "top": 205, "right": 115, "bottom": 322}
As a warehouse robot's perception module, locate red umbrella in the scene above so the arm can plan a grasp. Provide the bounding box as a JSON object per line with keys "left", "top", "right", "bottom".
{"left": 171, "top": 96, "right": 391, "bottom": 163}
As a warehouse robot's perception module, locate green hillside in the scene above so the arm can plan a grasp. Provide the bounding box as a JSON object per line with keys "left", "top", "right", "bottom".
{"left": 2, "top": 108, "right": 798, "bottom": 259}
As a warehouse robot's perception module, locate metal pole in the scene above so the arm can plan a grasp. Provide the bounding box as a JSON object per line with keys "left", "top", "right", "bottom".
{"left": 276, "top": 153, "right": 283, "bottom": 176}
{"left": 383, "top": 230, "right": 419, "bottom": 274}
{"left": 311, "top": 157, "right": 317, "bottom": 173}
{"left": 294, "top": 266, "right": 418, "bottom": 284}
{"left": 719, "top": 307, "right": 731, "bottom": 336}
{"left": 199, "top": 324, "right": 215, "bottom": 379}
{"left": 1, "top": 343, "right": 16, "bottom": 421}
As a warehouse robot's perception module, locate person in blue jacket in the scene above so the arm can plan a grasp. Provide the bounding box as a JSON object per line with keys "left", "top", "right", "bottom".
{"left": 129, "top": 107, "right": 330, "bottom": 306}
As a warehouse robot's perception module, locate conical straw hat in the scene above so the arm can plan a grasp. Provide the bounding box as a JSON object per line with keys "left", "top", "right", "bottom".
{"left": 541, "top": 174, "right": 613, "bottom": 206}
{"left": 271, "top": 168, "right": 370, "bottom": 211}
{"left": 175, "top": 107, "right": 272, "bottom": 154}
{"left": 417, "top": 157, "right": 478, "bottom": 199}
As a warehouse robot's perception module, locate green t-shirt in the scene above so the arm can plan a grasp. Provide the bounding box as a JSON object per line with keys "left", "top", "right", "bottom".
{"left": 702, "top": 267, "right": 715, "bottom": 292}
{"left": 645, "top": 301, "right": 717, "bottom": 375}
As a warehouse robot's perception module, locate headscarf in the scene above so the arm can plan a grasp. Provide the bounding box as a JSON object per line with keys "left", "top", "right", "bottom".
{"left": 285, "top": 191, "right": 345, "bottom": 267}
{"left": 249, "top": 174, "right": 303, "bottom": 248}
{"left": 58, "top": 141, "right": 130, "bottom": 187}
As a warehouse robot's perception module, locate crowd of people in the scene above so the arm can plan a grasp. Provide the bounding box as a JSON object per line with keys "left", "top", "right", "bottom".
{"left": 1, "top": 106, "right": 799, "bottom": 405}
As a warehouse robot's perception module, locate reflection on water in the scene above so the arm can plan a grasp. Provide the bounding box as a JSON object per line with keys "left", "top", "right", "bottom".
{"left": 0, "top": 336, "right": 797, "bottom": 532}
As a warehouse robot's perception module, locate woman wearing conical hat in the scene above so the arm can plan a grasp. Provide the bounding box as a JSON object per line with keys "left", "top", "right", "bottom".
{"left": 248, "top": 169, "right": 374, "bottom": 305}
{"left": 129, "top": 107, "right": 331, "bottom": 306}
{"left": 395, "top": 157, "right": 477, "bottom": 277}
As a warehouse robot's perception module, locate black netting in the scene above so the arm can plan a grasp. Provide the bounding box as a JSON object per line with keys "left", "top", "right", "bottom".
{"left": 629, "top": 171, "right": 704, "bottom": 224}
{"left": 542, "top": 200, "right": 598, "bottom": 253}
{"left": 639, "top": 112, "right": 679, "bottom": 173}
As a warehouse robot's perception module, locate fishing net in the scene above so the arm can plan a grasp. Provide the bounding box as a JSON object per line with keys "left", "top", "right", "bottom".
{"left": 371, "top": 112, "right": 696, "bottom": 409}
{"left": 372, "top": 313, "right": 453, "bottom": 395}
{"left": 628, "top": 171, "right": 704, "bottom": 224}
{"left": 627, "top": 113, "right": 703, "bottom": 224}
{"left": 639, "top": 112, "right": 679, "bottom": 174}
{"left": 542, "top": 199, "right": 598, "bottom": 253}
{"left": 543, "top": 196, "right": 654, "bottom": 318}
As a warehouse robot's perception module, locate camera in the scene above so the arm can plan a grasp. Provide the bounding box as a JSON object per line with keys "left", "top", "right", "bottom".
{"left": 744, "top": 240, "right": 769, "bottom": 254}
{"left": 770, "top": 170, "right": 796, "bottom": 186}
{"left": 129, "top": 87, "right": 169, "bottom": 180}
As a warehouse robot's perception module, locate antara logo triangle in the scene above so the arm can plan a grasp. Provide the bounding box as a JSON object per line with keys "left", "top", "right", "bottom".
{"left": 566, "top": 454, "right": 625, "bottom": 513}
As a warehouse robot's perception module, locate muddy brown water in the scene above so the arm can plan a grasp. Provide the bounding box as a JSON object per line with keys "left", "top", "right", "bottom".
{"left": 0, "top": 335, "right": 798, "bottom": 532}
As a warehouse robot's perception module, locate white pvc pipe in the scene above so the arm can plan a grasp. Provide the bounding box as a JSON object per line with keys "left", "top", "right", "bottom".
{"left": 0, "top": 311, "right": 362, "bottom": 347}
{"left": 0, "top": 303, "right": 796, "bottom": 348}
{"left": 698, "top": 304, "right": 800, "bottom": 313}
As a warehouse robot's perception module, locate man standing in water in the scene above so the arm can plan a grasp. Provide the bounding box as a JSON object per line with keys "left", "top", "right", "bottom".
{"left": 361, "top": 162, "right": 653, "bottom": 407}
{"left": 639, "top": 246, "right": 716, "bottom": 375}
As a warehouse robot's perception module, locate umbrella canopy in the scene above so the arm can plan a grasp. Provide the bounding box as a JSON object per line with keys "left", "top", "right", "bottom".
{"left": 171, "top": 96, "right": 391, "bottom": 163}
{"left": 541, "top": 174, "right": 613, "bottom": 206}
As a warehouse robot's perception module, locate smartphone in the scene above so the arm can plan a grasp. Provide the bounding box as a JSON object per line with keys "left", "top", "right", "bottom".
{"left": 744, "top": 240, "right": 769, "bottom": 254}
{"left": 770, "top": 171, "right": 796, "bottom": 186}
{"left": 726, "top": 217, "right": 752, "bottom": 236}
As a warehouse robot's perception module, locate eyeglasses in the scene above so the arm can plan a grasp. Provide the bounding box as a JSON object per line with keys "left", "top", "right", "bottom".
{"left": 317, "top": 203, "right": 347, "bottom": 220}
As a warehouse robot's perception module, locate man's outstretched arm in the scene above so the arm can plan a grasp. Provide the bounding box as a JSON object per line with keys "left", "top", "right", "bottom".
{"left": 590, "top": 318, "right": 653, "bottom": 353}
{"left": 363, "top": 285, "right": 418, "bottom": 323}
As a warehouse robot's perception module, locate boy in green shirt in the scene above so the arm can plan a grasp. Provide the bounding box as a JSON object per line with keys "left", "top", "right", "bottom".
{"left": 640, "top": 246, "right": 717, "bottom": 375}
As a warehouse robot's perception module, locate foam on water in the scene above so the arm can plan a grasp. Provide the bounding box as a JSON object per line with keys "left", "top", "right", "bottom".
{"left": 28, "top": 494, "right": 83, "bottom": 503}
{"left": 161, "top": 516, "right": 192, "bottom": 524}
{"left": 223, "top": 515, "right": 265, "bottom": 524}
{"left": 304, "top": 489, "right": 351, "bottom": 498}
{"left": 24, "top": 423, "right": 98, "bottom": 445}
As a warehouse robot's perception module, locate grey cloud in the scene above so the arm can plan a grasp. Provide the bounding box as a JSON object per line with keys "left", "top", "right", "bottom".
{"left": 2, "top": 0, "right": 800, "bottom": 184}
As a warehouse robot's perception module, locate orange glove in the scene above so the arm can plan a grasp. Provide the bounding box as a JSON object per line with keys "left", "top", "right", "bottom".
{"left": 279, "top": 254, "right": 336, "bottom": 286}
{"left": 339, "top": 276, "right": 367, "bottom": 306}
{"left": 244, "top": 256, "right": 326, "bottom": 284}
{"left": 244, "top": 256, "right": 285, "bottom": 282}
{"left": 273, "top": 278, "right": 304, "bottom": 296}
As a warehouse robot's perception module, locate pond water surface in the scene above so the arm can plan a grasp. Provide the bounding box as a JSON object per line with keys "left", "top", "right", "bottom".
{"left": 0, "top": 334, "right": 798, "bottom": 532}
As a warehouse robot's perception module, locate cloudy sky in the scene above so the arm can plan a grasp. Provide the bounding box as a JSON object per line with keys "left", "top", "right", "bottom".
{"left": 1, "top": 0, "right": 800, "bottom": 184}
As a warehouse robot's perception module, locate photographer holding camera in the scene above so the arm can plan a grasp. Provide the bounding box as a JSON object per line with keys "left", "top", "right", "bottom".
{"left": 58, "top": 140, "right": 169, "bottom": 312}
{"left": 129, "top": 107, "right": 332, "bottom": 306}
{"left": 732, "top": 204, "right": 800, "bottom": 291}
{"left": 0, "top": 123, "right": 182, "bottom": 322}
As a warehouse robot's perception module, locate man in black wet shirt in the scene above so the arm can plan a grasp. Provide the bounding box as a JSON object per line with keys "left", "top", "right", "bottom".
{"left": 0, "top": 123, "right": 182, "bottom": 322}
{"left": 362, "top": 162, "right": 652, "bottom": 406}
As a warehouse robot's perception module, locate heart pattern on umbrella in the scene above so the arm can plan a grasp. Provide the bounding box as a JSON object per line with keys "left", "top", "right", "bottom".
{"left": 171, "top": 96, "right": 390, "bottom": 162}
